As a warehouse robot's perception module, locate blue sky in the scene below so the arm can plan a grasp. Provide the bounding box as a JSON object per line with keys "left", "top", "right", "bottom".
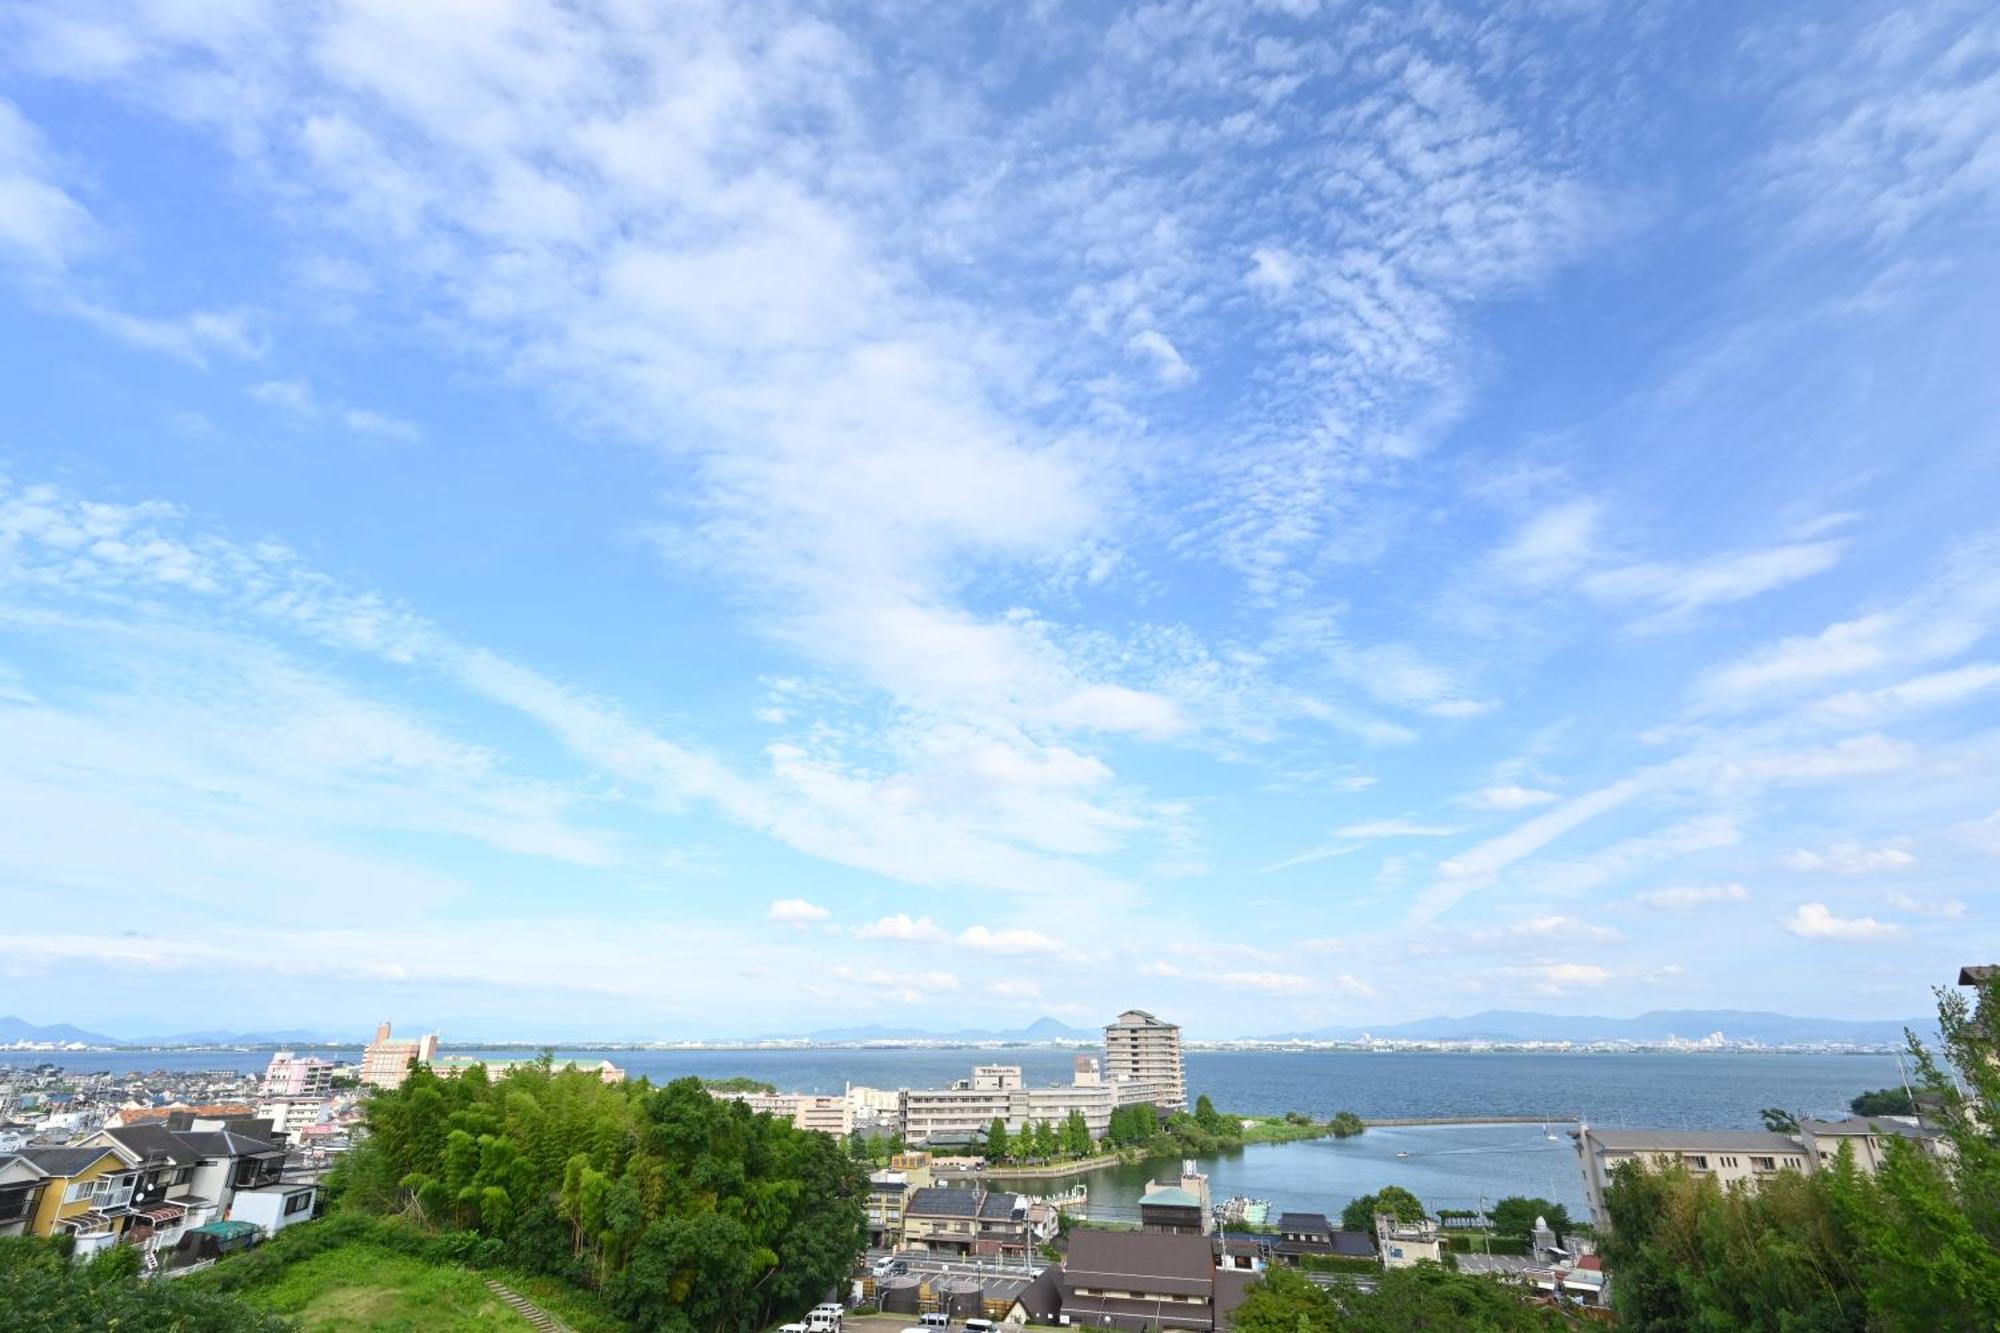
{"left": 2, "top": 1, "right": 1997, "bottom": 1040}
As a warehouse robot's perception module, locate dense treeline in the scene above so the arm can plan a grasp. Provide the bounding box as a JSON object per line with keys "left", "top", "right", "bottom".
{"left": 0, "top": 1235, "right": 283, "bottom": 1332}
{"left": 1234, "top": 1264, "right": 1579, "bottom": 1330}
{"left": 1603, "top": 975, "right": 2000, "bottom": 1332}
{"left": 330, "top": 1060, "right": 866, "bottom": 1332}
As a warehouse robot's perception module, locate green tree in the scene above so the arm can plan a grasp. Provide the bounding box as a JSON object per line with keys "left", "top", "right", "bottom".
{"left": 1488, "top": 1196, "right": 1569, "bottom": 1239}
{"left": 1232, "top": 1263, "right": 1568, "bottom": 1331}
{"left": 1064, "top": 1108, "right": 1091, "bottom": 1156}
{"left": 1759, "top": 1106, "right": 1800, "bottom": 1132}
{"left": 1849, "top": 1086, "right": 1916, "bottom": 1116}
{"left": 986, "top": 1117, "right": 1010, "bottom": 1162}
{"left": 1328, "top": 1111, "right": 1366, "bottom": 1137}
{"left": 1229, "top": 1265, "right": 1343, "bottom": 1332}
{"left": 1342, "top": 1185, "right": 1426, "bottom": 1234}
{"left": 0, "top": 1236, "right": 285, "bottom": 1332}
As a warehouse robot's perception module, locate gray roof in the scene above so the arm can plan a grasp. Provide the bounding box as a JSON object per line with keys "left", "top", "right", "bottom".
{"left": 978, "top": 1190, "right": 1024, "bottom": 1219}
{"left": 1064, "top": 1229, "right": 1214, "bottom": 1292}
{"left": 906, "top": 1186, "right": 983, "bottom": 1217}
{"left": 18, "top": 1146, "right": 120, "bottom": 1177}
{"left": 1801, "top": 1117, "right": 1941, "bottom": 1140}
{"left": 1013, "top": 1266, "right": 1063, "bottom": 1320}
{"left": 1277, "top": 1211, "right": 1331, "bottom": 1234}
{"left": 102, "top": 1124, "right": 201, "bottom": 1165}
{"left": 175, "top": 1130, "right": 282, "bottom": 1159}
{"left": 1585, "top": 1128, "right": 1801, "bottom": 1153}
{"left": 1960, "top": 965, "right": 1997, "bottom": 984}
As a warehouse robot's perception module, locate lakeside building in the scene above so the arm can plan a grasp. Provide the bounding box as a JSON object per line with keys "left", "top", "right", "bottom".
{"left": 709, "top": 1089, "right": 853, "bottom": 1137}
{"left": 433, "top": 1055, "right": 626, "bottom": 1084}
{"left": 1576, "top": 1119, "right": 1944, "bottom": 1229}
{"left": 865, "top": 1152, "right": 933, "bottom": 1249}
{"left": 1059, "top": 1229, "right": 1232, "bottom": 1331}
{"left": 901, "top": 1184, "right": 1031, "bottom": 1260}
{"left": 259, "top": 1052, "right": 333, "bottom": 1099}
{"left": 1105, "top": 1009, "right": 1187, "bottom": 1113}
{"left": 359, "top": 1022, "right": 439, "bottom": 1090}
{"left": 1376, "top": 1213, "right": 1445, "bottom": 1269}
{"left": 899, "top": 1059, "right": 1114, "bottom": 1146}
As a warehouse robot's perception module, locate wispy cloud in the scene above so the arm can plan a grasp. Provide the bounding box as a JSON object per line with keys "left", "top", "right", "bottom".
{"left": 1786, "top": 901, "right": 1902, "bottom": 941}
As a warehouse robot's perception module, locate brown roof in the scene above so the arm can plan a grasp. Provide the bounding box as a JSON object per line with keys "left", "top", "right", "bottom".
{"left": 1960, "top": 966, "right": 1997, "bottom": 985}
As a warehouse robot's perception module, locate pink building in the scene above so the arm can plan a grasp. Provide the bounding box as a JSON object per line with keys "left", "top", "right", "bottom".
{"left": 262, "top": 1051, "right": 335, "bottom": 1098}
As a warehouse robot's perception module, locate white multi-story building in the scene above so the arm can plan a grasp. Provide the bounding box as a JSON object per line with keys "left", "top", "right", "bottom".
{"left": 1104, "top": 1009, "right": 1187, "bottom": 1113}
{"left": 900, "top": 1064, "right": 1114, "bottom": 1146}
{"left": 709, "top": 1090, "right": 854, "bottom": 1137}
{"left": 261, "top": 1052, "right": 334, "bottom": 1098}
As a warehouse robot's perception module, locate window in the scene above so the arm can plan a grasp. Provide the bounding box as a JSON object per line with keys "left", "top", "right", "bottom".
{"left": 1685, "top": 1155, "right": 1709, "bottom": 1170}
{"left": 1750, "top": 1156, "right": 1776, "bottom": 1171}
{"left": 1719, "top": 1156, "right": 1738, "bottom": 1169}
{"left": 284, "top": 1191, "right": 314, "bottom": 1216}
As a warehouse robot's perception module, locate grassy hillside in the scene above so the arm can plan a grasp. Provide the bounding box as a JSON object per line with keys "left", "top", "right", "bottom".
{"left": 236, "top": 1244, "right": 529, "bottom": 1332}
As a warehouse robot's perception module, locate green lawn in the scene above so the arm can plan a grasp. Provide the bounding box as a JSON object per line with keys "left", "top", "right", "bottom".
{"left": 234, "top": 1243, "right": 533, "bottom": 1332}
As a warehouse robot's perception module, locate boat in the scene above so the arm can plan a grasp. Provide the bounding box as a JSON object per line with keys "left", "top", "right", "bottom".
{"left": 1396, "top": 1150, "right": 1410, "bottom": 1158}
{"left": 1216, "top": 1195, "right": 1271, "bottom": 1227}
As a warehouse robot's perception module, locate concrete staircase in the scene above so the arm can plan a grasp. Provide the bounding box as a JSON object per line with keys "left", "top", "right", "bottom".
{"left": 483, "top": 1276, "right": 571, "bottom": 1332}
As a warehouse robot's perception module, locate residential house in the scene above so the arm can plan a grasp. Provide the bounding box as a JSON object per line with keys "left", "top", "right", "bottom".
{"left": 902, "top": 1185, "right": 1030, "bottom": 1260}
{"left": 86, "top": 1124, "right": 212, "bottom": 1254}
{"left": 1375, "top": 1213, "right": 1444, "bottom": 1269}
{"left": 1060, "top": 1229, "right": 1217, "bottom": 1330}
{"left": 1270, "top": 1211, "right": 1373, "bottom": 1266}
{"left": 0, "top": 1153, "right": 50, "bottom": 1237}
{"left": 18, "top": 1145, "right": 135, "bottom": 1259}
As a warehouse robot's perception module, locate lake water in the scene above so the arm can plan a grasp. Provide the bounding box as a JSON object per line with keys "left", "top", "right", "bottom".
{"left": 13, "top": 1045, "right": 1900, "bottom": 1127}
{"left": 12, "top": 1046, "right": 1902, "bottom": 1218}
{"left": 995, "top": 1124, "right": 1594, "bottom": 1219}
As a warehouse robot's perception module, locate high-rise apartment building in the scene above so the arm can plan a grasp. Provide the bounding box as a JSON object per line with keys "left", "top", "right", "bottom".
{"left": 261, "top": 1051, "right": 334, "bottom": 1098}
{"left": 360, "top": 1021, "right": 439, "bottom": 1090}
{"left": 1103, "top": 1009, "right": 1186, "bottom": 1112}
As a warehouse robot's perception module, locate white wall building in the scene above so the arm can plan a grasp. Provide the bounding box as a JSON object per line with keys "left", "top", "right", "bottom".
{"left": 1103, "top": 1009, "right": 1187, "bottom": 1113}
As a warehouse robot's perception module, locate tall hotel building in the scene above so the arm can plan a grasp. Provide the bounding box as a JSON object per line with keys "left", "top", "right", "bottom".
{"left": 1103, "top": 1008, "right": 1187, "bottom": 1112}
{"left": 360, "top": 1021, "right": 440, "bottom": 1090}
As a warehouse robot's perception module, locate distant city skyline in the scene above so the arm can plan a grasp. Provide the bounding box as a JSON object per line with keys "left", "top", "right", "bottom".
{"left": 2, "top": 3, "right": 1997, "bottom": 1035}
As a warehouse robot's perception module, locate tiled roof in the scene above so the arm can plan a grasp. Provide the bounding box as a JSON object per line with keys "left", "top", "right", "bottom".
{"left": 1063, "top": 1229, "right": 1214, "bottom": 1291}
{"left": 1276, "top": 1211, "right": 1331, "bottom": 1234}
{"left": 906, "top": 1186, "right": 983, "bottom": 1217}
{"left": 17, "top": 1146, "right": 118, "bottom": 1177}
{"left": 1584, "top": 1128, "right": 1801, "bottom": 1153}
{"left": 978, "top": 1191, "right": 1024, "bottom": 1219}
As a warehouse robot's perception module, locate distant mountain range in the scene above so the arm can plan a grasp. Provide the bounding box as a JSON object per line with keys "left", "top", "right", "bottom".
{"left": 759, "top": 1016, "right": 1101, "bottom": 1044}
{"left": 1268, "top": 1009, "right": 1931, "bottom": 1046}
{"left": 1, "top": 1015, "right": 350, "bottom": 1047}
{"left": 0, "top": 1015, "right": 125, "bottom": 1046}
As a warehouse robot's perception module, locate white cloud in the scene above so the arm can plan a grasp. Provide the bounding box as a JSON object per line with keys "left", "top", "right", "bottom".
{"left": 991, "top": 979, "right": 1041, "bottom": 999}
{"left": 1128, "top": 329, "right": 1195, "bottom": 385}
{"left": 1691, "top": 532, "right": 2000, "bottom": 713}
{"left": 251, "top": 377, "right": 422, "bottom": 442}
{"left": 1808, "top": 663, "right": 2000, "bottom": 725}
{"left": 767, "top": 898, "right": 830, "bottom": 927}
{"left": 1467, "top": 784, "right": 1558, "bottom": 811}
{"left": 1496, "top": 915, "right": 1623, "bottom": 944}
{"left": 1489, "top": 500, "right": 1600, "bottom": 587}
{"left": 1786, "top": 901, "right": 1902, "bottom": 941}
{"left": 1140, "top": 961, "right": 1181, "bottom": 978}
{"left": 1334, "top": 820, "right": 1458, "bottom": 839}
{"left": 853, "top": 913, "right": 948, "bottom": 943}
{"left": 1583, "top": 538, "right": 1844, "bottom": 631}
{"left": 1493, "top": 962, "right": 1614, "bottom": 996}
{"left": 1886, "top": 891, "right": 1966, "bottom": 920}
{"left": 1633, "top": 883, "right": 1749, "bottom": 911}
{"left": 1783, "top": 841, "right": 1916, "bottom": 875}
{"left": 0, "top": 96, "right": 94, "bottom": 271}
{"left": 957, "top": 925, "right": 1077, "bottom": 959}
